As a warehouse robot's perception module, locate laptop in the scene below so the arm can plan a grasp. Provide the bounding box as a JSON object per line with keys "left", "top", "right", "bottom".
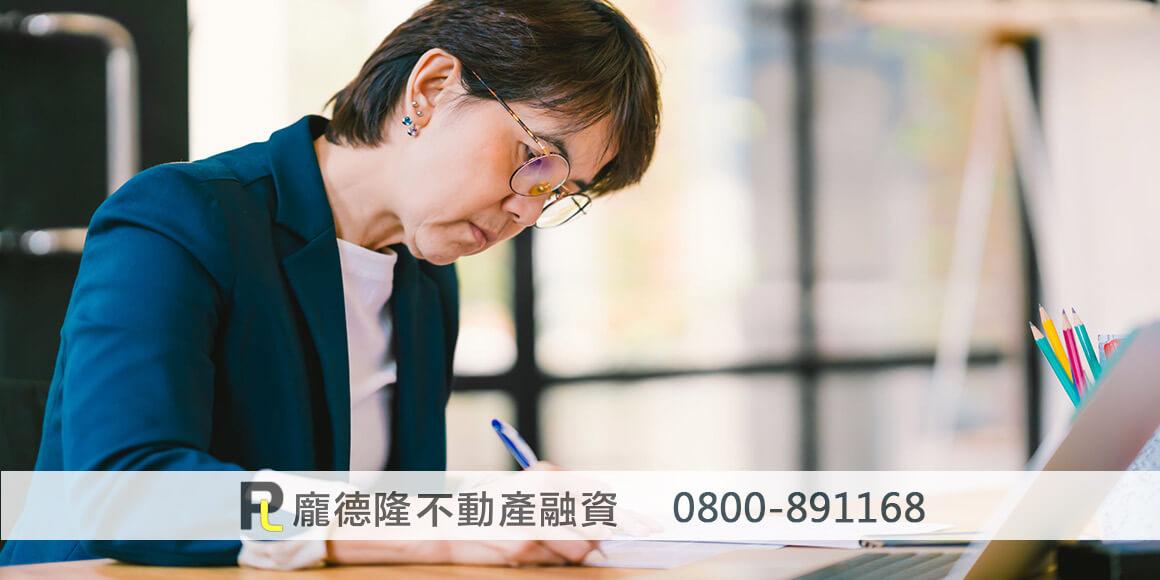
{"left": 795, "top": 320, "right": 1160, "bottom": 580}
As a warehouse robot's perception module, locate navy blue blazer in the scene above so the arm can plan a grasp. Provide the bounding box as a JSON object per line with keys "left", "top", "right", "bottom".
{"left": 0, "top": 116, "right": 459, "bottom": 567}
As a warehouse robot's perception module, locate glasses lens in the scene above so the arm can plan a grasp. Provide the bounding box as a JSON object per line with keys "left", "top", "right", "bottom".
{"left": 511, "top": 153, "right": 570, "bottom": 197}
{"left": 536, "top": 193, "right": 591, "bottom": 228}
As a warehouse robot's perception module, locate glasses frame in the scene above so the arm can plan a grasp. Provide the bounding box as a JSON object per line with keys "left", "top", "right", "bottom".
{"left": 468, "top": 69, "right": 591, "bottom": 228}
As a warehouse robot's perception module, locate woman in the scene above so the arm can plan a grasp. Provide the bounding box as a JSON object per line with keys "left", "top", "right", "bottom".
{"left": 0, "top": 0, "right": 660, "bottom": 569}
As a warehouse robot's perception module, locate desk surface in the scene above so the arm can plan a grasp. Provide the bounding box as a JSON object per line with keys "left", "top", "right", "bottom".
{"left": 0, "top": 547, "right": 881, "bottom": 580}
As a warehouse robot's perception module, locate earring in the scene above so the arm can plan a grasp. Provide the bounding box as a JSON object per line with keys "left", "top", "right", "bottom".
{"left": 412, "top": 100, "right": 424, "bottom": 117}
{"left": 402, "top": 115, "right": 419, "bottom": 137}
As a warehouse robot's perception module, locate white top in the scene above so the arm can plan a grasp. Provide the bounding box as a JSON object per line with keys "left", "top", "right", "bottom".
{"left": 238, "top": 238, "right": 398, "bottom": 570}
{"left": 336, "top": 238, "right": 398, "bottom": 471}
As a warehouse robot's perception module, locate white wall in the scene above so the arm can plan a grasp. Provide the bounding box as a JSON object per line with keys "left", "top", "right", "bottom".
{"left": 1040, "top": 16, "right": 1160, "bottom": 433}
{"left": 188, "top": 0, "right": 424, "bottom": 160}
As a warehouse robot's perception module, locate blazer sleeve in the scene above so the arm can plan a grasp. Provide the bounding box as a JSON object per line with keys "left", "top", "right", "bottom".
{"left": 59, "top": 165, "right": 243, "bottom": 565}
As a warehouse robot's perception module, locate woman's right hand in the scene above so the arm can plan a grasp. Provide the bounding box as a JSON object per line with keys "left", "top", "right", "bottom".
{"left": 326, "top": 539, "right": 602, "bottom": 567}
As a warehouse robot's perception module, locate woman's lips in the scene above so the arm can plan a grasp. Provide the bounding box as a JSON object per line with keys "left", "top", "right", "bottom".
{"left": 469, "top": 223, "right": 487, "bottom": 249}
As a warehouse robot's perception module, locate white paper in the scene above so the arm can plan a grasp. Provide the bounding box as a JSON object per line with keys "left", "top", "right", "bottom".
{"left": 581, "top": 523, "right": 953, "bottom": 568}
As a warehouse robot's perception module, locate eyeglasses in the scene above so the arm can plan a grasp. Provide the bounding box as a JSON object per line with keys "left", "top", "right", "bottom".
{"left": 468, "top": 69, "right": 591, "bottom": 229}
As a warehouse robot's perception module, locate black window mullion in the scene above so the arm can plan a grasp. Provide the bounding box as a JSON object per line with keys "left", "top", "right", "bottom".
{"left": 789, "top": 0, "right": 819, "bottom": 471}
{"left": 453, "top": 350, "right": 1006, "bottom": 393}
{"left": 511, "top": 228, "right": 543, "bottom": 453}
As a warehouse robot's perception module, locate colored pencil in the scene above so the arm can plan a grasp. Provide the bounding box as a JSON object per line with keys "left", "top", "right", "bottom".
{"left": 1102, "top": 338, "right": 1122, "bottom": 361}
{"left": 1039, "top": 305, "right": 1071, "bottom": 378}
{"left": 1069, "top": 308, "right": 1102, "bottom": 380}
{"left": 1029, "top": 322, "right": 1079, "bottom": 406}
{"left": 1061, "top": 314, "right": 1086, "bottom": 398}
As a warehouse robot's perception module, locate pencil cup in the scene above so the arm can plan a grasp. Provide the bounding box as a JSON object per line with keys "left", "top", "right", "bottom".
{"left": 1095, "top": 426, "right": 1160, "bottom": 540}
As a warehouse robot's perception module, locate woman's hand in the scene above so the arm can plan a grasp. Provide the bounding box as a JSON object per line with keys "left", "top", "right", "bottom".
{"left": 446, "top": 539, "right": 601, "bottom": 566}
{"left": 326, "top": 539, "right": 601, "bottom": 567}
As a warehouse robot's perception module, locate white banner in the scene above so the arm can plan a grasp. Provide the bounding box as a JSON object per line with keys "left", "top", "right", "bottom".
{"left": 2, "top": 470, "right": 1157, "bottom": 542}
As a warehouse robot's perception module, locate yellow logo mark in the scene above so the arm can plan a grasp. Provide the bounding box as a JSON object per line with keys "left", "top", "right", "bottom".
{"left": 260, "top": 499, "right": 283, "bottom": 532}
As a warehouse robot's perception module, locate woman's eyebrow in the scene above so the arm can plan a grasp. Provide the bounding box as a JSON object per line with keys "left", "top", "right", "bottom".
{"left": 539, "top": 133, "right": 572, "bottom": 163}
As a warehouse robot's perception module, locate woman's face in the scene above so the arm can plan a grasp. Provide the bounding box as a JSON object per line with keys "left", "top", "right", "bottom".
{"left": 388, "top": 66, "right": 616, "bottom": 265}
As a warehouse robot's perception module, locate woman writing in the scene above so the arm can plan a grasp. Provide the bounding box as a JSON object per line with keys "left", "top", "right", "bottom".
{"left": 0, "top": 0, "right": 660, "bottom": 569}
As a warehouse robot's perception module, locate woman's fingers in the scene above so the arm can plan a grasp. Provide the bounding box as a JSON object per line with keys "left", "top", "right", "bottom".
{"left": 446, "top": 540, "right": 571, "bottom": 566}
{"left": 519, "top": 540, "right": 574, "bottom": 566}
{"left": 535, "top": 539, "right": 601, "bottom": 564}
{"left": 329, "top": 539, "right": 600, "bottom": 567}
{"left": 501, "top": 540, "right": 571, "bottom": 566}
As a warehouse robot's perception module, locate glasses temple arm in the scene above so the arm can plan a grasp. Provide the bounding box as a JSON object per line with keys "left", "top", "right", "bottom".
{"left": 467, "top": 68, "right": 551, "bottom": 155}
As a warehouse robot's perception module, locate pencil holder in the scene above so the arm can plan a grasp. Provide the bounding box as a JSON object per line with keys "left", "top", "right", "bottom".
{"left": 1095, "top": 426, "right": 1160, "bottom": 540}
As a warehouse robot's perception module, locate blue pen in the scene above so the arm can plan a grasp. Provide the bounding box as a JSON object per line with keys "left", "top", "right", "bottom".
{"left": 491, "top": 418, "right": 540, "bottom": 469}
{"left": 491, "top": 419, "right": 608, "bottom": 560}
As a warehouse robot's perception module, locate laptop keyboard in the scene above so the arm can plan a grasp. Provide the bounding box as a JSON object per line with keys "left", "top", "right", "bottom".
{"left": 795, "top": 552, "right": 960, "bottom": 580}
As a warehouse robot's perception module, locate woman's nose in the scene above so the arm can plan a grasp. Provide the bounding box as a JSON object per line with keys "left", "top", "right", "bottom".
{"left": 502, "top": 192, "right": 545, "bottom": 227}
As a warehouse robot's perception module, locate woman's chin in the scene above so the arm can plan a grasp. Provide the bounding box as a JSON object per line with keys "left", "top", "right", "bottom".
{"left": 412, "top": 237, "right": 479, "bottom": 265}
{"left": 418, "top": 246, "right": 462, "bottom": 265}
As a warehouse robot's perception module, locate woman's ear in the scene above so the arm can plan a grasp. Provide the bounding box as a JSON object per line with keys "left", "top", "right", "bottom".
{"left": 404, "top": 48, "right": 463, "bottom": 128}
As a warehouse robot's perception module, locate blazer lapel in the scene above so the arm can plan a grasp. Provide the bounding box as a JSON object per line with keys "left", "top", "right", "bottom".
{"left": 389, "top": 245, "right": 448, "bottom": 470}
{"left": 268, "top": 115, "right": 351, "bottom": 470}
{"left": 282, "top": 235, "right": 350, "bottom": 470}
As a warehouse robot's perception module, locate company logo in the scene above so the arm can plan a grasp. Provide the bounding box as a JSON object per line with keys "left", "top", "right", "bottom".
{"left": 240, "top": 481, "right": 283, "bottom": 532}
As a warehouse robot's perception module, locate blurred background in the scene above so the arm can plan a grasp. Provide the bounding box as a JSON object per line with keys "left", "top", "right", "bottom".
{"left": 2, "top": 0, "right": 1159, "bottom": 472}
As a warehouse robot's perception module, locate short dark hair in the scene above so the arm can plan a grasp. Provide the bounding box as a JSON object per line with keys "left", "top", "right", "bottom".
{"left": 325, "top": 0, "right": 661, "bottom": 196}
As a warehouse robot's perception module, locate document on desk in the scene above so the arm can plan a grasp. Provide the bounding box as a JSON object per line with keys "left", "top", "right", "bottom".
{"left": 581, "top": 523, "right": 954, "bottom": 568}
{"left": 583, "top": 540, "right": 784, "bottom": 569}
